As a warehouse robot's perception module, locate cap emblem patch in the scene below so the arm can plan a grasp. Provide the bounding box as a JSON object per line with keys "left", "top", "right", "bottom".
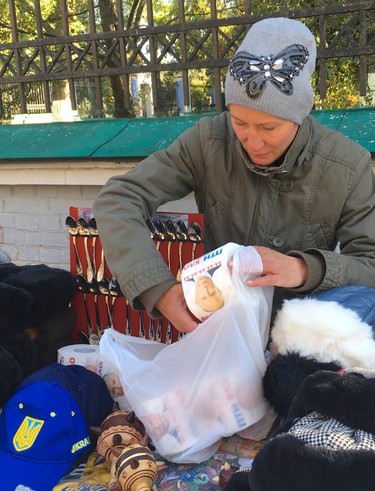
{"left": 13, "top": 416, "right": 44, "bottom": 452}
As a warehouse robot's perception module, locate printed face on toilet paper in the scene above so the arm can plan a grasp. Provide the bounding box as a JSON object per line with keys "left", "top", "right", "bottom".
{"left": 181, "top": 242, "right": 240, "bottom": 321}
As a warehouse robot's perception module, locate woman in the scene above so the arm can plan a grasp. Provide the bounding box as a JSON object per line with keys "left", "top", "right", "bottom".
{"left": 94, "top": 17, "right": 375, "bottom": 333}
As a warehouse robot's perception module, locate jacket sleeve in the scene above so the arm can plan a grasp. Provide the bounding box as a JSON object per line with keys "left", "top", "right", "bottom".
{"left": 300, "top": 151, "right": 375, "bottom": 292}
{"left": 93, "top": 119, "right": 207, "bottom": 309}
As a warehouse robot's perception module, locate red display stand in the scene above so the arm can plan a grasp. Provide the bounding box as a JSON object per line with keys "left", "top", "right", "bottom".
{"left": 67, "top": 207, "right": 204, "bottom": 345}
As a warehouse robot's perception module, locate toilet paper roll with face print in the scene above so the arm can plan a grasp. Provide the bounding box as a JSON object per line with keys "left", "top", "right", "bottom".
{"left": 57, "top": 344, "right": 99, "bottom": 373}
{"left": 181, "top": 242, "right": 264, "bottom": 321}
{"left": 97, "top": 358, "right": 133, "bottom": 411}
{"left": 181, "top": 242, "right": 241, "bottom": 321}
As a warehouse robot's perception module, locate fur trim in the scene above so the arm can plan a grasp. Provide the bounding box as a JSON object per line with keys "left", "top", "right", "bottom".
{"left": 35, "top": 306, "right": 76, "bottom": 366}
{"left": 0, "top": 283, "right": 32, "bottom": 335}
{"left": 3, "top": 264, "right": 77, "bottom": 326}
{"left": 0, "top": 345, "right": 22, "bottom": 398}
{"left": 263, "top": 352, "right": 341, "bottom": 417}
{"left": 286, "top": 370, "right": 375, "bottom": 434}
{"left": 271, "top": 298, "right": 375, "bottom": 369}
{"left": 224, "top": 433, "right": 375, "bottom": 491}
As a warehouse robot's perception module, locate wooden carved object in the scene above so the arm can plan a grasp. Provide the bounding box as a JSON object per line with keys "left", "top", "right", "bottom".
{"left": 115, "top": 443, "right": 158, "bottom": 491}
{"left": 93, "top": 409, "right": 156, "bottom": 491}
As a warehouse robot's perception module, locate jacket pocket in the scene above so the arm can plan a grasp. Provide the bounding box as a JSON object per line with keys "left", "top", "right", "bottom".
{"left": 305, "top": 222, "right": 334, "bottom": 250}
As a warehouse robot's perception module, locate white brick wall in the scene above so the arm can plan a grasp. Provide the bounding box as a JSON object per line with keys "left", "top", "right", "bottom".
{"left": 0, "top": 183, "right": 102, "bottom": 269}
{"left": 0, "top": 161, "right": 198, "bottom": 270}
{"left": 0, "top": 162, "right": 136, "bottom": 269}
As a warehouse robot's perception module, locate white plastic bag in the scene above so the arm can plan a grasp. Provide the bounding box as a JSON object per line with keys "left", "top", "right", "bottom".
{"left": 100, "top": 244, "right": 273, "bottom": 463}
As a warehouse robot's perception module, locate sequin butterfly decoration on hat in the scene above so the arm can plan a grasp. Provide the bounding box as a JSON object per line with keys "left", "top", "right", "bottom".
{"left": 229, "top": 44, "right": 309, "bottom": 98}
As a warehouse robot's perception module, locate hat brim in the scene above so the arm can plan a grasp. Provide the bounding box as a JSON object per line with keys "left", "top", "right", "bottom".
{"left": 0, "top": 447, "right": 73, "bottom": 491}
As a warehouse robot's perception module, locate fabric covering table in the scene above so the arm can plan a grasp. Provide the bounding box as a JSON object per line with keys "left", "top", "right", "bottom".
{"left": 53, "top": 434, "right": 265, "bottom": 490}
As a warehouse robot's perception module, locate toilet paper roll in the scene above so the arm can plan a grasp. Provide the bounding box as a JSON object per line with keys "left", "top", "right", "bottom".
{"left": 57, "top": 344, "right": 100, "bottom": 373}
{"left": 181, "top": 242, "right": 240, "bottom": 321}
{"left": 181, "top": 242, "right": 263, "bottom": 321}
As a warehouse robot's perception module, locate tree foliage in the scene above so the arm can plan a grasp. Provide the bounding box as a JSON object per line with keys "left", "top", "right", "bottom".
{"left": 0, "top": 0, "right": 373, "bottom": 119}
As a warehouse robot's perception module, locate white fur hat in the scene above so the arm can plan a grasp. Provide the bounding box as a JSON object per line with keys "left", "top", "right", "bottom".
{"left": 271, "top": 297, "right": 375, "bottom": 369}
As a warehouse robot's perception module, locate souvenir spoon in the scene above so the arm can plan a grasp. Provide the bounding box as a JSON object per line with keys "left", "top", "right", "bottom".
{"left": 65, "top": 215, "right": 83, "bottom": 276}
{"left": 188, "top": 221, "right": 202, "bottom": 261}
{"left": 176, "top": 220, "right": 188, "bottom": 281}
{"left": 152, "top": 219, "right": 166, "bottom": 251}
{"left": 98, "top": 276, "right": 114, "bottom": 329}
{"left": 88, "top": 217, "right": 98, "bottom": 276}
{"left": 76, "top": 274, "right": 98, "bottom": 344}
{"left": 78, "top": 217, "right": 94, "bottom": 286}
{"left": 108, "top": 277, "right": 124, "bottom": 329}
{"left": 165, "top": 220, "right": 177, "bottom": 273}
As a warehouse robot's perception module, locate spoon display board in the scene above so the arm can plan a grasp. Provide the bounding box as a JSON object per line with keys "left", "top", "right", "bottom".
{"left": 67, "top": 206, "right": 204, "bottom": 345}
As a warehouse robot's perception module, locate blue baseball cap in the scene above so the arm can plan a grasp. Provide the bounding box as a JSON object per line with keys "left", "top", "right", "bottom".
{"left": 18, "top": 362, "right": 114, "bottom": 428}
{"left": 0, "top": 363, "right": 114, "bottom": 491}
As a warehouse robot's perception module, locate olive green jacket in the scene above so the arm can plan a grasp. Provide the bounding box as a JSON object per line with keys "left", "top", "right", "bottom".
{"left": 94, "top": 112, "right": 375, "bottom": 314}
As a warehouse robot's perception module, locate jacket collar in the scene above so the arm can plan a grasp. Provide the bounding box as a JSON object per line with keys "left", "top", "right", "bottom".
{"left": 239, "top": 117, "right": 311, "bottom": 178}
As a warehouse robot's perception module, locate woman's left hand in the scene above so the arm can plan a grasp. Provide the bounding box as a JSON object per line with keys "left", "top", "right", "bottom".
{"left": 245, "top": 246, "right": 308, "bottom": 288}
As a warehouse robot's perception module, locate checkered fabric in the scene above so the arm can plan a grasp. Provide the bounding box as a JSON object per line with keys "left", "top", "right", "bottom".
{"left": 288, "top": 411, "right": 375, "bottom": 450}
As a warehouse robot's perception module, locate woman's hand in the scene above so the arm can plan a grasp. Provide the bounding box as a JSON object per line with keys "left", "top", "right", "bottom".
{"left": 245, "top": 246, "right": 308, "bottom": 288}
{"left": 155, "top": 283, "right": 198, "bottom": 333}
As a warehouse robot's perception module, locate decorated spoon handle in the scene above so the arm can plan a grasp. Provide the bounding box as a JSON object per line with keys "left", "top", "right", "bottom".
{"left": 72, "top": 236, "right": 83, "bottom": 276}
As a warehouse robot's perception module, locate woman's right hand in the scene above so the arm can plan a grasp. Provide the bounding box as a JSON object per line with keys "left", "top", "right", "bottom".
{"left": 155, "top": 283, "right": 198, "bottom": 333}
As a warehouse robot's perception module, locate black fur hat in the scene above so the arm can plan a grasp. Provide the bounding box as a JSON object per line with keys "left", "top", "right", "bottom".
{"left": 0, "top": 264, "right": 77, "bottom": 406}
{"left": 285, "top": 370, "right": 375, "bottom": 433}
{"left": 0, "top": 345, "right": 23, "bottom": 405}
{"left": 224, "top": 370, "right": 375, "bottom": 491}
{"left": 0, "top": 264, "right": 77, "bottom": 326}
{"left": 263, "top": 351, "right": 341, "bottom": 418}
{"left": 225, "top": 433, "right": 375, "bottom": 491}
{"left": 0, "top": 283, "right": 33, "bottom": 336}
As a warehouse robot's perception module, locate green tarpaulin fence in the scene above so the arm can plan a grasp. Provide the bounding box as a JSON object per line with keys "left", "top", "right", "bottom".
{"left": 0, "top": 108, "right": 373, "bottom": 160}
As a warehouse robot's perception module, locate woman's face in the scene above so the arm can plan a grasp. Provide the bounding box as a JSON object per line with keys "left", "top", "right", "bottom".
{"left": 229, "top": 104, "right": 299, "bottom": 165}
{"left": 195, "top": 276, "right": 224, "bottom": 312}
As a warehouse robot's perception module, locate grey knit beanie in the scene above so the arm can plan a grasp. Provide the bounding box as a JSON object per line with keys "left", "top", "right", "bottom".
{"left": 225, "top": 17, "right": 317, "bottom": 124}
